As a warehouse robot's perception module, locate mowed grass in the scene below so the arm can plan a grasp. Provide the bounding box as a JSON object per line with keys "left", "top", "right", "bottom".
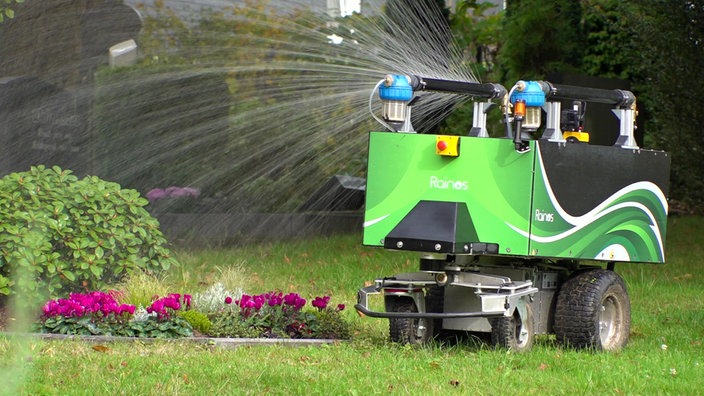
{"left": 1, "top": 216, "right": 703, "bottom": 395}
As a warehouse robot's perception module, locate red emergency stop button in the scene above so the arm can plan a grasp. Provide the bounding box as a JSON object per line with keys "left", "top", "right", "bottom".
{"left": 436, "top": 135, "right": 460, "bottom": 157}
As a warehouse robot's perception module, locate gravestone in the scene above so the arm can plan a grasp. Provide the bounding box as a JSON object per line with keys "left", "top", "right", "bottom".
{"left": 0, "top": 1, "right": 143, "bottom": 177}
{"left": 0, "top": 76, "right": 89, "bottom": 175}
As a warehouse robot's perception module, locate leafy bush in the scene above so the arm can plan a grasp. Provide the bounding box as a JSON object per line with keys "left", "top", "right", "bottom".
{"left": 0, "top": 166, "right": 178, "bottom": 304}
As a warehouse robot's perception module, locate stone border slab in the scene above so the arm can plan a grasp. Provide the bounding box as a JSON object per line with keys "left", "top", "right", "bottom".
{"left": 0, "top": 332, "right": 343, "bottom": 349}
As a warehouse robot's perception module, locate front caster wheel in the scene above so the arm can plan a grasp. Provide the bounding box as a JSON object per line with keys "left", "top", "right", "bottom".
{"left": 490, "top": 303, "right": 535, "bottom": 352}
{"left": 387, "top": 297, "right": 433, "bottom": 345}
{"left": 554, "top": 269, "right": 631, "bottom": 351}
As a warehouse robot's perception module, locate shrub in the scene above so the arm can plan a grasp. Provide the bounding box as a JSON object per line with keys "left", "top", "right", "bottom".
{"left": 0, "top": 166, "right": 178, "bottom": 305}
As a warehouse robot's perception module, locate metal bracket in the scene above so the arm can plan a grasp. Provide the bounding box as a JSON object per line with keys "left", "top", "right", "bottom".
{"left": 469, "top": 101, "right": 495, "bottom": 137}
{"left": 612, "top": 108, "right": 639, "bottom": 149}
{"left": 540, "top": 101, "right": 565, "bottom": 142}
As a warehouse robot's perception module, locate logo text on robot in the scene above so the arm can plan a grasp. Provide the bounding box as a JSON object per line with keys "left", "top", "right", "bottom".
{"left": 429, "top": 176, "right": 469, "bottom": 191}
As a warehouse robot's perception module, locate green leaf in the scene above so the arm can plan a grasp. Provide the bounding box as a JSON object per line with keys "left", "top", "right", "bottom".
{"left": 62, "top": 270, "right": 75, "bottom": 282}
{"left": 89, "top": 265, "right": 103, "bottom": 278}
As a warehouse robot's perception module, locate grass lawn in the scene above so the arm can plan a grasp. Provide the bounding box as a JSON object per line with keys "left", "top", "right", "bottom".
{"left": 1, "top": 215, "right": 702, "bottom": 395}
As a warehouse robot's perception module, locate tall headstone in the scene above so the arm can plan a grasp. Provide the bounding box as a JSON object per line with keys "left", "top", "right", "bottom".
{"left": 0, "top": 77, "right": 87, "bottom": 175}
{"left": 0, "top": 1, "right": 142, "bottom": 177}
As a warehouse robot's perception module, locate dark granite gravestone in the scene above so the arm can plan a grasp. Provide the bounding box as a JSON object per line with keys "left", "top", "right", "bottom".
{"left": 80, "top": 2, "right": 143, "bottom": 76}
{"left": 0, "top": 76, "right": 88, "bottom": 176}
{"left": 0, "top": 1, "right": 143, "bottom": 177}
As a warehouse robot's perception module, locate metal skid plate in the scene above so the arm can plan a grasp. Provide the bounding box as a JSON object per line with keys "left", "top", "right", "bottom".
{"left": 354, "top": 270, "right": 537, "bottom": 322}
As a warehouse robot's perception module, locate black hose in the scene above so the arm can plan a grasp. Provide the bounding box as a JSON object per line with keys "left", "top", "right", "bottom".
{"left": 410, "top": 75, "right": 506, "bottom": 99}
{"left": 539, "top": 81, "right": 635, "bottom": 107}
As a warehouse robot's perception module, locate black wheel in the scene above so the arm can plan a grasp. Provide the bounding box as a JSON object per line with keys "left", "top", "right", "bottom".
{"left": 554, "top": 269, "right": 631, "bottom": 351}
{"left": 566, "top": 136, "right": 580, "bottom": 143}
{"left": 490, "top": 303, "right": 535, "bottom": 352}
{"left": 387, "top": 297, "right": 433, "bottom": 345}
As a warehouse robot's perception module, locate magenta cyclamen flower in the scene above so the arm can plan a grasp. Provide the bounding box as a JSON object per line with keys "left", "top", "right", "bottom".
{"left": 42, "top": 291, "right": 135, "bottom": 319}
{"left": 267, "top": 292, "right": 284, "bottom": 307}
{"left": 312, "top": 296, "right": 331, "bottom": 310}
{"left": 147, "top": 293, "right": 186, "bottom": 319}
{"left": 283, "top": 293, "right": 306, "bottom": 310}
{"left": 120, "top": 304, "right": 136, "bottom": 315}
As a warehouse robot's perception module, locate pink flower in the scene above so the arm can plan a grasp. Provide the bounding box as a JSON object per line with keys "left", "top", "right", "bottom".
{"left": 283, "top": 293, "right": 306, "bottom": 311}
{"left": 337, "top": 304, "right": 345, "bottom": 311}
{"left": 146, "top": 188, "right": 167, "bottom": 202}
{"left": 312, "top": 296, "right": 331, "bottom": 310}
{"left": 225, "top": 296, "right": 233, "bottom": 305}
{"left": 119, "top": 304, "right": 136, "bottom": 315}
{"left": 41, "top": 291, "right": 136, "bottom": 319}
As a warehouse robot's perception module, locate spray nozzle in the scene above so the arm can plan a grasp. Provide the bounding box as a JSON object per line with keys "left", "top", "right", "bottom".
{"left": 509, "top": 80, "right": 545, "bottom": 131}
{"left": 378, "top": 74, "right": 414, "bottom": 131}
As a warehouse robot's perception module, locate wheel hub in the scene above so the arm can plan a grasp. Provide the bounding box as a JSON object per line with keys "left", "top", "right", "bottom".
{"left": 599, "top": 295, "right": 620, "bottom": 344}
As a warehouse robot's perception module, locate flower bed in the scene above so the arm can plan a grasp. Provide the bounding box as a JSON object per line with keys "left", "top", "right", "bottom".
{"left": 35, "top": 286, "right": 351, "bottom": 340}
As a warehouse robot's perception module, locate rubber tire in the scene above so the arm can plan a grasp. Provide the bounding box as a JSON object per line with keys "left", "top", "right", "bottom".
{"left": 554, "top": 269, "right": 631, "bottom": 351}
{"left": 490, "top": 304, "right": 535, "bottom": 352}
{"left": 388, "top": 297, "right": 433, "bottom": 345}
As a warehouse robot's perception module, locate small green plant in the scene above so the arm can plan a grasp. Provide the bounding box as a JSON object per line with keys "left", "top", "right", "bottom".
{"left": 191, "top": 282, "right": 242, "bottom": 313}
{"left": 308, "top": 307, "right": 352, "bottom": 340}
{"left": 0, "top": 166, "right": 178, "bottom": 305}
{"left": 116, "top": 271, "right": 172, "bottom": 308}
{"left": 179, "top": 310, "right": 212, "bottom": 335}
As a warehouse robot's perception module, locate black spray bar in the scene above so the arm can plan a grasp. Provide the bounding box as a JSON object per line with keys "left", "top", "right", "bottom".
{"left": 407, "top": 75, "right": 635, "bottom": 108}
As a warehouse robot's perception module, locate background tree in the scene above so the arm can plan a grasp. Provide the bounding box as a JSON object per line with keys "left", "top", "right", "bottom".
{"left": 497, "top": 0, "right": 585, "bottom": 83}
{"left": 626, "top": 0, "right": 704, "bottom": 211}
{"left": 575, "top": 0, "right": 704, "bottom": 210}
{"left": 472, "top": 0, "right": 704, "bottom": 211}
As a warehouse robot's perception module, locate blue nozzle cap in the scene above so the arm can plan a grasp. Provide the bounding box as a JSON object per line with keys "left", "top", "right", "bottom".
{"left": 510, "top": 80, "right": 545, "bottom": 107}
{"left": 379, "top": 74, "right": 413, "bottom": 102}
